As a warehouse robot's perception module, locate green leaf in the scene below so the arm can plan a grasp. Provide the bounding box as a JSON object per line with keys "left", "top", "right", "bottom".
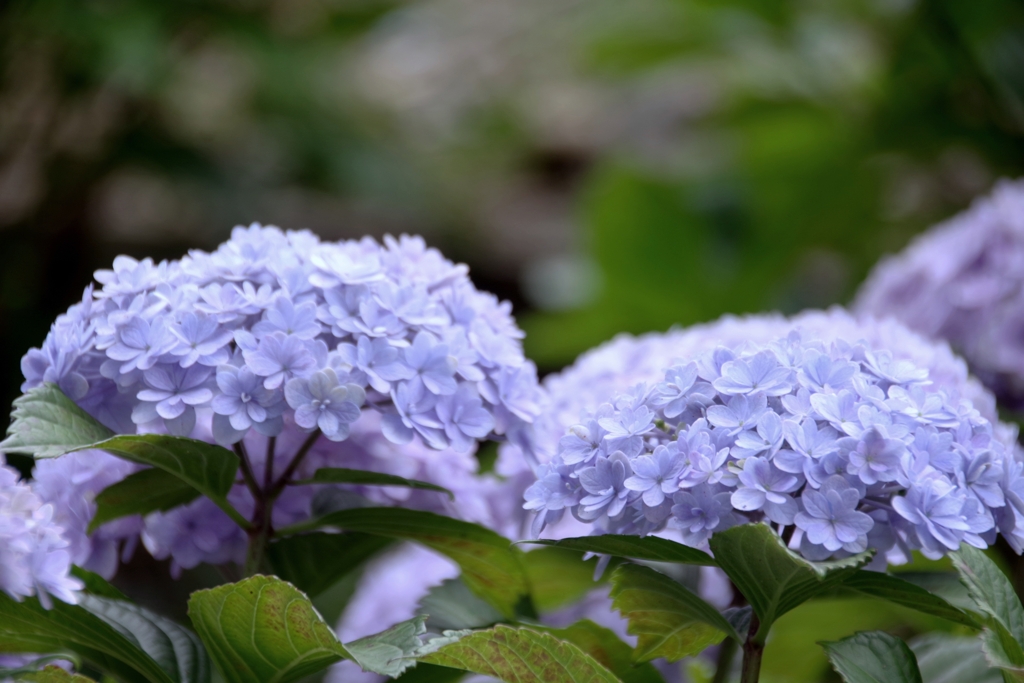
{"left": 708, "top": 523, "right": 872, "bottom": 641}
{"left": 78, "top": 594, "right": 210, "bottom": 683}
{"left": 0, "top": 383, "right": 114, "bottom": 458}
{"left": 0, "top": 656, "right": 83, "bottom": 681}
{"left": 522, "top": 547, "right": 604, "bottom": 613}
{"left": 292, "top": 468, "right": 453, "bottom": 499}
{"left": 533, "top": 621, "right": 666, "bottom": 683}
{"left": 187, "top": 574, "right": 424, "bottom": 683}
{"left": 910, "top": 633, "right": 1002, "bottom": 683}
{"left": 821, "top": 631, "right": 923, "bottom": 683}
{"left": 843, "top": 571, "right": 978, "bottom": 627}
{"left": 79, "top": 434, "right": 245, "bottom": 527}
{"left": 89, "top": 468, "right": 201, "bottom": 533}
{"left": 266, "top": 532, "right": 392, "bottom": 597}
{"left": 418, "top": 624, "right": 622, "bottom": 683}
{"left": 344, "top": 616, "right": 430, "bottom": 678}
{"left": 609, "top": 563, "right": 738, "bottom": 663}
{"left": 18, "top": 667, "right": 96, "bottom": 683}
{"left": 951, "top": 545, "right": 1024, "bottom": 675}
{"left": 520, "top": 535, "right": 714, "bottom": 566}
{"left": 417, "top": 578, "right": 505, "bottom": 632}
{"left": 187, "top": 575, "right": 350, "bottom": 683}
{"left": 281, "top": 508, "right": 529, "bottom": 618}
{"left": 393, "top": 663, "right": 466, "bottom": 682}
{"left": 71, "top": 566, "right": 129, "bottom": 601}
{"left": 0, "top": 592, "right": 179, "bottom": 683}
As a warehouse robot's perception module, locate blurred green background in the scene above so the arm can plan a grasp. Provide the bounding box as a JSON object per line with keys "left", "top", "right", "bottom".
{"left": 3, "top": 1, "right": 1024, "bottom": 680}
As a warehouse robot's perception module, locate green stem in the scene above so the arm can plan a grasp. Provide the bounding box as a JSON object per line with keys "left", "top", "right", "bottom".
{"left": 740, "top": 615, "right": 764, "bottom": 683}
{"left": 712, "top": 637, "right": 738, "bottom": 683}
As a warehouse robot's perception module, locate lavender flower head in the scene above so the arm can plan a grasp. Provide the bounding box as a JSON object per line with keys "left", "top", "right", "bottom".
{"left": 0, "top": 459, "right": 82, "bottom": 607}
{"left": 525, "top": 327, "right": 1024, "bottom": 562}
{"left": 856, "top": 178, "right": 1024, "bottom": 409}
{"left": 17, "top": 225, "right": 542, "bottom": 577}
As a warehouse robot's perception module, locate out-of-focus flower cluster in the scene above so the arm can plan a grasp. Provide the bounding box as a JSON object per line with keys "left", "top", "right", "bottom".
{"left": 521, "top": 312, "right": 1024, "bottom": 562}
{"left": 0, "top": 460, "right": 81, "bottom": 607}
{"left": 18, "top": 225, "right": 542, "bottom": 578}
{"left": 856, "top": 179, "right": 1024, "bottom": 409}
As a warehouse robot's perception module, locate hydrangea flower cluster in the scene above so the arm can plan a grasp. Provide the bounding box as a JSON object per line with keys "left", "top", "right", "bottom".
{"left": 856, "top": 179, "right": 1024, "bottom": 409}
{"left": 523, "top": 327, "right": 1024, "bottom": 562}
{"left": 18, "top": 225, "right": 542, "bottom": 578}
{"left": 22, "top": 224, "right": 539, "bottom": 449}
{"left": 0, "top": 460, "right": 82, "bottom": 608}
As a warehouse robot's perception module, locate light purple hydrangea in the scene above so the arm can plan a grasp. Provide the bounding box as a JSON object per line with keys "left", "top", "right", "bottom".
{"left": 524, "top": 328, "right": 1024, "bottom": 562}
{"left": 0, "top": 459, "right": 82, "bottom": 608}
{"left": 15, "top": 225, "right": 542, "bottom": 578}
{"left": 856, "top": 178, "right": 1024, "bottom": 409}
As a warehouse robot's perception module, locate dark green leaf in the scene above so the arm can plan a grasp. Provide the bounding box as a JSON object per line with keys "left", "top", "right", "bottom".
{"left": 187, "top": 575, "right": 351, "bottom": 683}
{"left": 520, "top": 535, "right": 714, "bottom": 566}
{"left": 18, "top": 666, "right": 96, "bottom": 683}
{"left": 89, "top": 468, "right": 200, "bottom": 533}
{"left": 951, "top": 545, "right": 1024, "bottom": 675}
{"left": 418, "top": 625, "right": 621, "bottom": 683}
{"left": 0, "top": 592, "right": 177, "bottom": 683}
{"left": 893, "top": 572, "right": 976, "bottom": 613}
{"left": 80, "top": 434, "right": 245, "bottom": 527}
{"left": 522, "top": 547, "right": 604, "bottom": 613}
{"left": 533, "top": 620, "right": 666, "bottom": 683}
{"left": 708, "top": 523, "right": 872, "bottom": 641}
{"left": 821, "top": 631, "right": 923, "bottom": 683}
{"left": 79, "top": 594, "right": 210, "bottom": 683}
{"left": 0, "top": 384, "right": 114, "bottom": 458}
{"left": 843, "top": 571, "right": 978, "bottom": 627}
{"left": 417, "top": 578, "right": 504, "bottom": 632}
{"left": 393, "top": 663, "right": 466, "bottom": 682}
{"left": 292, "top": 468, "right": 453, "bottom": 499}
{"left": 71, "top": 566, "right": 128, "bottom": 601}
{"left": 281, "top": 508, "right": 529, "bottom": 618}
{"left": 910, "top": 633, "right": 1002, "bottom": 683}
{"left": 266, "top": 532, "right": 392, "bottom": 597}
{"left": 610, "top": 563, "right": 738, "bottom": 663}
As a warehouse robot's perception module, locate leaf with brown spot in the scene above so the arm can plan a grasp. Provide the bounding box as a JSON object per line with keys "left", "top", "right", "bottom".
{"left": 419, "top": 625, "right": 624, "bottom": 683}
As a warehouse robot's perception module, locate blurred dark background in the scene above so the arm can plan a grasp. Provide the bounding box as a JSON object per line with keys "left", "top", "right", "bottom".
{"left": 3, "top": 1, "right": 1024, "bottom": 679}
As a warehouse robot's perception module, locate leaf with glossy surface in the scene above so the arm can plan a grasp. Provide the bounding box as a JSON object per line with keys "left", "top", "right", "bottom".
{"left": 910, "top": 633, "right": 1002, "bottom": 683}
{"left": 610, "top": 563, "right": 738, "bottom": 663}
{"left": 821, "top": 631, "right": 922, "bottom": 683}
{"left": 89, "top": 468, "right": 200, "bottom": 533}
{"left": 520, "top": 536, "right": 714, "bottom": 566}
{"left": 79, "top": 594, "right": 210, "bottom": 683}
{"left": 535, "top": 621, "right": 666, "bottom": 683}
{"left": 0, "top": 592, "right": 176, "bottom": 683}
{"left": 418, "top": 625, "right": 622, "bottom": 683}
{"left": 80, "top": 434, "right": 244, "bottom": 526}
{"left": 708, "top": 523, "right": 872, "bottom": 641}
{"left": 0, "top": 383, "right": 114, "bottom": 458}
{"left": 293, "top": 468, "right": 453, "bottom": 499}
{"left": 345, "top": 616, "right": 430, "bottom": 678}
{"left": 266, "top": 532, "right": 392, "bottom": 597}
{"left": 187, "top": 575, "right": 351, "bottom": 683}
{"left": 951, "top": 545, "right": 1024, "bottom": 676}
{"left": 843, "top": 571, "right": 978, "bottom": 627}
{"left": 282, "top": 508, "right": 529, "bottom": 618}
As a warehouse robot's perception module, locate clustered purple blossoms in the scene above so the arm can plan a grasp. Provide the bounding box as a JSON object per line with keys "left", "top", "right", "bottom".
{"left": 524, "top": 329, "right": 1024, "bottom": 562}
{"left": 17, "top": 225, "right": 542, "bottom": 579}
{"left": 0, "top": 459, "right": 81, "bottom": 608}
{"left": 856, "top": 178, "right": 1024, "bottom": 409}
